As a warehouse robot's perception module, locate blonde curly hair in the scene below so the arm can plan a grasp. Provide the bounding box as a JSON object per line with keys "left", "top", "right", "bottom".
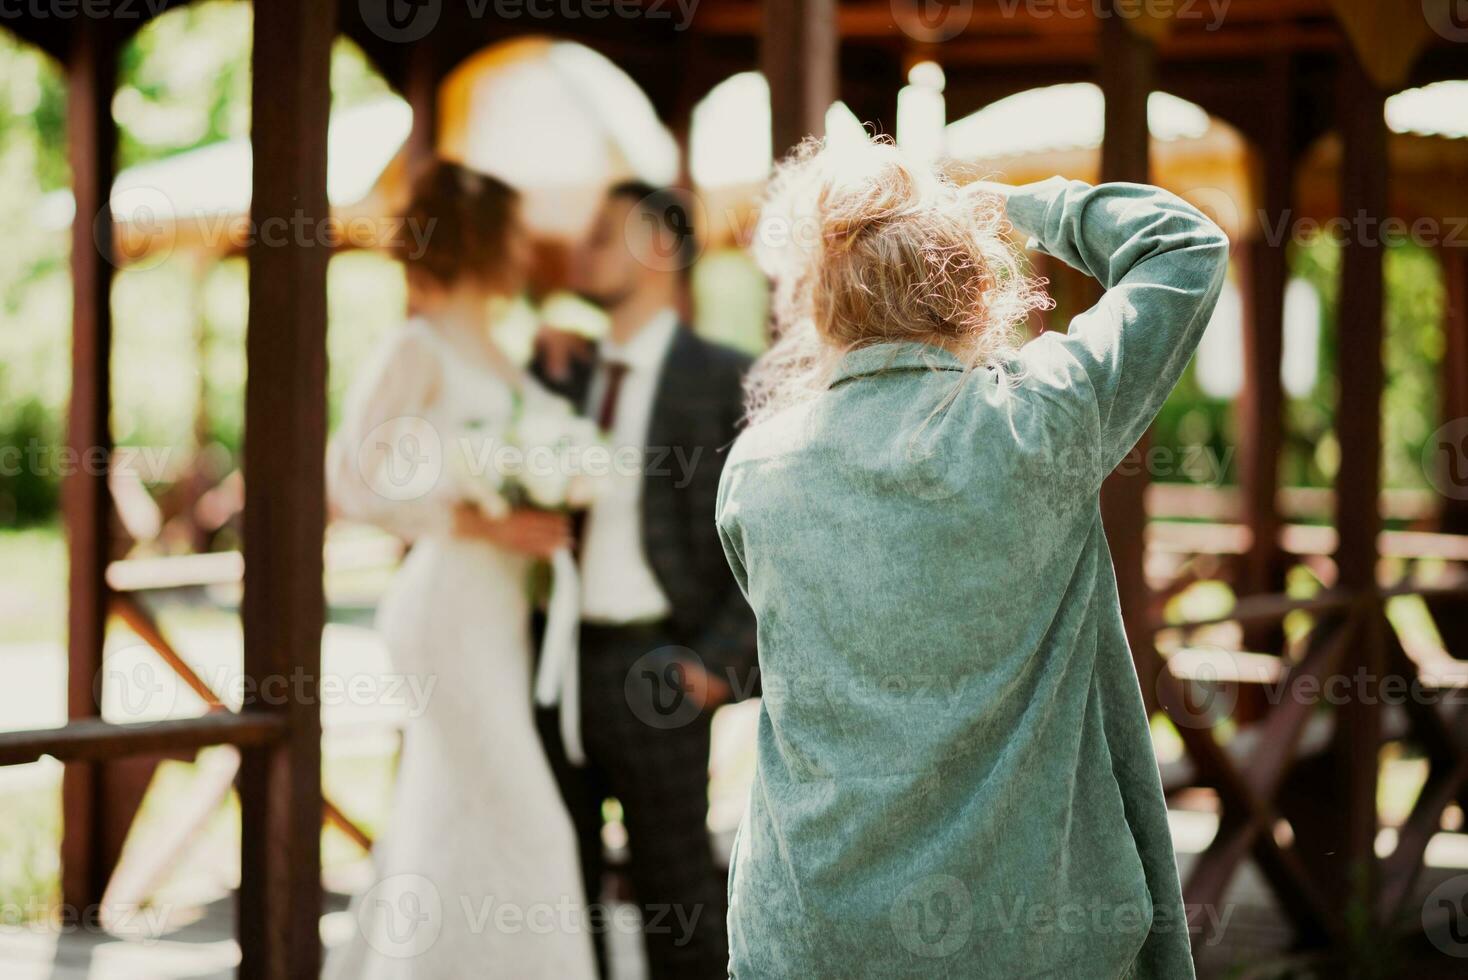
{"left": 744, "top": 134, "right": 1050, "bottom": 424}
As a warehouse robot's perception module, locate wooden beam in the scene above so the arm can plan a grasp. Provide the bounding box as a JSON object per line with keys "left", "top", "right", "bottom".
{"left": 1376, "top": 628, "right": 1468, "bottom": 920}
{"left": 1317, "top": 46, "right": 1389, "bottom": 925}
{"left": 1099, "top": 11, "right": 1153, "bottom": 181}
{"left": 1333, "top": 61, "right": 1388, "bottom": 593}
{"left": 762, "top": 0, "right": 837, "bottom": 159}
{"left": 930, "top": 24, "right": 1340, "bottom": 70}
{"left": 1159, "top": 589, "right": 1356, "bottom": 631}
{"left": 1238, "top": 54, "right": 1293, "bottom": 658}
{"left": 0, "top": 714, "right": 286, "bottom": 768}
{"left": 403, "top": 36, "right": 439, "bottom": 180}
{"left": 1179, "top": 616, "right": 1352, "bottom": 945}
{"left": 237, "top": 0, "right": 334, "bottom": 976}
{"left": 61, "top": 16, "right": 117, "bottom": 914}
{"left": 1433, "top": 245, "right": 1468, "bottom": 714}
{"left": 1439, "top": 247, "right": 1468, "bottom": 535}
{"left": 840, "top": 43, "right": 904, "bottom": 137}
{"left": 839, "top": 42, "right": 904, "bottom": 137}
{"left": 1097, "top": 7, "right": 1157, "bottom": 703}
{"left": 696, "top": 0, "right": 1339, "bottom": 37}
{"left": 1237, "top": 229, "right": 1288, "bottom": 598}
{"left": 113, "top": 593, "right": 375, "bottom": 852}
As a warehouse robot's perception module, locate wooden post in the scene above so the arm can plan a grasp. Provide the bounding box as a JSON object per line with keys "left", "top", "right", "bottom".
{"left": 1238, "top": 55, "right": 1292, "bottom": 654}
{"left": 1099, "top": 13, "right": 1152, "bottom": 183}
{"left": 236, "top": 0, "right": 334, "bottom": 975}
{"left": 1318, "top": 48, "right": 1388, "bottom": 922}
{"left": 1429, "top": 243, "right": 1468, "bottom": 738}
{"left": 1097, "top": 10, "right": 1157, "bottom": 701}
{"left": 1439, "top": 247, "right": 1468, "bottom": 535}
{"left": 403, "top": 37, "right": 438, "bottom": 180}
{"left": 762, "top": 0, "right": 837, "bottom": 160}
{"left": 841, "top": 46, "right": 904, "bottom": 137}
{"left": 61, "top": 17, "right": 116, "bottom": 914}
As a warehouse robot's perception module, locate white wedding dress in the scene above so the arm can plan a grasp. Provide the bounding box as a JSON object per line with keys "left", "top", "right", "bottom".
{"left": 323, "top": 318, "right": 597, "bottom": 979}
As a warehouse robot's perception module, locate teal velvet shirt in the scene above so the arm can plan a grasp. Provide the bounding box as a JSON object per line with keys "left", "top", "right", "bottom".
{"left": 715, "top": 179, "right": 1229, "bottom": 979}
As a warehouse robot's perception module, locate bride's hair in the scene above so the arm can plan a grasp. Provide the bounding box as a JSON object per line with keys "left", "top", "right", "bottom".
{"left": 398, "top": 160, "right": 521, "bottom": 290}
{"left": 744, "top": 135, "right": 1050, "bottom": 425}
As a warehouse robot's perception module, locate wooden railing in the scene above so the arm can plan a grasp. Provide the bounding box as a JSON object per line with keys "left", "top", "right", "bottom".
{"left": 1148, "top": 561, "right": 1468, "bottom": 945}
{"left": 0, "top": 713, "right": 287, "bottom": 768}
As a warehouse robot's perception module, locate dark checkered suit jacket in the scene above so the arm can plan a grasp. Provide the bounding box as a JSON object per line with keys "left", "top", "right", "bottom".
{"left": 533, "top": 324, "right": 758, "bottom": 694}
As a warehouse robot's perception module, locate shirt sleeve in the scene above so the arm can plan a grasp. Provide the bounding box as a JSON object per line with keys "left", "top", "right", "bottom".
{"left": 326, "top": 325, "right": 457, "bottom": 540}
{"left": 994, "top": 177, "right": 1230, "bottom": 476}
{"left": 715, "top": 457, "right": 751, "bottom": 601}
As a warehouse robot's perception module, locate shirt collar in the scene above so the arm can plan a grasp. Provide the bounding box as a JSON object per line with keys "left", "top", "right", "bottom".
{"left": 827, "top": 341, "right": 968, "bottom": 388}
{"left": 599, "top": 308, "right": 679, "bottom": 371}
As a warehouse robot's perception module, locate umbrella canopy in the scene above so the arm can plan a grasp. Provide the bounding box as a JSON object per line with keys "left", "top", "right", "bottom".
{"left": 438, "top": 37, "right": 679, "bottom": 239}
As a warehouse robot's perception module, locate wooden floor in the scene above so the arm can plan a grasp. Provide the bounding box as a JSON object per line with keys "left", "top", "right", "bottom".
{"left": 3, "top": 848, "right": 1467, "bottom": 979}
{"left": 0, "top": 889, "right": 649, "bottom": 980}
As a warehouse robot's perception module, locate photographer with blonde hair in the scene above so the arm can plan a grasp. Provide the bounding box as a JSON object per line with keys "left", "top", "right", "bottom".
{"left": 716, "top": 135, "right": 1228, "bottom": 978}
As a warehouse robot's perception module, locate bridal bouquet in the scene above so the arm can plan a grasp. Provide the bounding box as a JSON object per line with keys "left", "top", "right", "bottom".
{"left": 451, "top": 392, "right": 605, "bottom": 519}
{"left": 451, "top": 389, "right": 608, "bottom": 765}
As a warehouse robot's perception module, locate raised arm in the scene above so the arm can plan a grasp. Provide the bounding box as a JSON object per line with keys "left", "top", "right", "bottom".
{"left": 327, "top": 326, "right": 456, "bottom": 540}
{"left": 988, "top": 178, "right": 1230, "bottom": 474}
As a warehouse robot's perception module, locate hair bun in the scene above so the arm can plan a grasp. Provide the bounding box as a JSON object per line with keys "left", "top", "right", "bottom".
{"left": 398, "top": 160, "right": 521, "bottom": 289}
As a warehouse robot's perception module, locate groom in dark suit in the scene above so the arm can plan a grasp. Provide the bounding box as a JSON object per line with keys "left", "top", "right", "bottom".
{"left": 532, "top": 182, "right": 756, "bottom": 980}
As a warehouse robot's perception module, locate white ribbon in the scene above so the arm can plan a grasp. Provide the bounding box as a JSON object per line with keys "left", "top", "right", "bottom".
{"left": 534, "top": 546, "right": 585, "bottom": 765}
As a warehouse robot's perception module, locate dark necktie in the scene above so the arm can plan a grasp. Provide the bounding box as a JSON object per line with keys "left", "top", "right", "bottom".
{"left": 596, "top": 360, "right": 629, "bottom": 431}
{"left": 575, "top": 360, "right": 629, "bottom": 563}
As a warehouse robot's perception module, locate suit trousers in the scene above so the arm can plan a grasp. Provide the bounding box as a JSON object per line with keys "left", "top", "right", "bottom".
{"left": 536, "top": 620, "right": 729, "bottom": 980}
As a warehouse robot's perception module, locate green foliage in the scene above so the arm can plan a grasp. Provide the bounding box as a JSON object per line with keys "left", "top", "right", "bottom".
{"left": 114, "top": 0, "right": 253, "bottom": 168}
{"left": 115, "top": 0, "right": 390, "bottom": 169}
{"left": 0, "top": 392, "right": 60, "bottom": 525}
{"left": 1382, "top": 243, "right": 1446, "bottom": 490}
{"left": 1291, "top": 235, "right": 1445, "bottom": 495}
{"left": 0, "top": 30, "right": 66, "bottom": 190}
{"left": 0, "top": 773, "right": 60, "bottom": 924}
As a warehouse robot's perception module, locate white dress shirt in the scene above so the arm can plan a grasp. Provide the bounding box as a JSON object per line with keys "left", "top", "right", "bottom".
{"left": 578, "top": 309, "right": 679, "bottom": 623}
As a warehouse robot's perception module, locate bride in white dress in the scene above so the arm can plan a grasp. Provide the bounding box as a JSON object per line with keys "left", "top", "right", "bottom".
{"left": 324, "top": 163, "right": 598, "bottom": 980}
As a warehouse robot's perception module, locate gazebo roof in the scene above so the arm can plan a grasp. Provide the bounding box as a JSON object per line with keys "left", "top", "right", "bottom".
{"left": 9, "top": 2, "right": 1468, "bottom": 136}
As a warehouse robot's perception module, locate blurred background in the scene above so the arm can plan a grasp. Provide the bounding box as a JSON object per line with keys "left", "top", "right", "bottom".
{"left": 2, "top": 1, "right": 1468, "bottom": 977}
